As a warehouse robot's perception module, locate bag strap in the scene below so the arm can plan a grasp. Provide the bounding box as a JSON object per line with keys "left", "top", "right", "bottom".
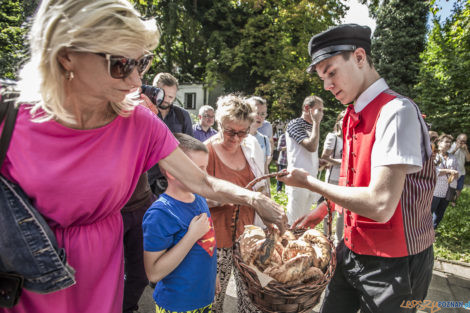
{"left": 0, "top": 82, "right": 20, "bottom": 167}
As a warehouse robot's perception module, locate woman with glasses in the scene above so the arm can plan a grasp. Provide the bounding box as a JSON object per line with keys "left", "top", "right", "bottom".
{"left": 1, "top": 1, "right": 286, "bottom": 313}
{"left": 205, "top": 95, "right": 270, "bottom": 313}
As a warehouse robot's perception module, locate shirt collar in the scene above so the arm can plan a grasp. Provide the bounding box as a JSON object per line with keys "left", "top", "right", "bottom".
{"left": 196, "top": 123, "right": 213, "bottom": 133}
{"left": 354, "top": 78, "right": 388, "bottom": 113}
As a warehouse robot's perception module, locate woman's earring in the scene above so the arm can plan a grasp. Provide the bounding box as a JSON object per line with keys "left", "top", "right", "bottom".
{"left": 65, "top": 71, "right": 74, "bottom": 81}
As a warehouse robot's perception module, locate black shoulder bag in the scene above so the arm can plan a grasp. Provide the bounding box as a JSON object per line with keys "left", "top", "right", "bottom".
{"left": 0, "top": 80, "right": 23, "bottom": 308}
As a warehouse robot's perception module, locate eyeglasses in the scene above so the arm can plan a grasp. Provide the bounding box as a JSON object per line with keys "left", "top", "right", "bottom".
{"left": 95, "top": 53, "right": 154, "bottom": 79}
{"left": 222, "top": 127, "right": 250, "bottom": 139}
{"left": 202, "top": 114, "right": 215, "bottom": 119}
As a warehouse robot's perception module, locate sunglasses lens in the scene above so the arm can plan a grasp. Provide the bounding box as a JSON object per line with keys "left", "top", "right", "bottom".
{"left": 137, "top": 55, "right": 153, "bottom": 75}
{"left": 106, "top": 54, "right": 153, "bottom": 79}
{"left": 109, "top": 57, "right": 133, "bottom": 79}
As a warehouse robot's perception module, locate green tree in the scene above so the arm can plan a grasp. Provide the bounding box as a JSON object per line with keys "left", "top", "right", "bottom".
{"left": 0, "top": 0, "right": 37, "bottom": 79}
{"left": 202, "top": 0, "right": 347, "bottom": 123}
{"left": 416, "top": 1, "right": 470, "bottom": 135}
{"left": 133, "top": 0, "right": 347, "bottom": 126}
{"left": 131, "top": 0, "right": 208, "bottom": 84}
{"left": 371, "top": 0, "right": 430, "bottom": 98}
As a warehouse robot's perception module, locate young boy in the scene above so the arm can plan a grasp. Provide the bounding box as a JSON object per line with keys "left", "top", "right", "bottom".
{"left": 143, "top": 133, "right": 218, "bottom": 312}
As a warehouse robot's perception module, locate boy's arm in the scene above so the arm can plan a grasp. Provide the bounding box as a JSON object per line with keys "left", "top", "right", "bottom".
{"left": 143, "top": 236, "right": 196, "bottom": 283}
{"left": 144, "top": 213, "right": 210, "bottom": 283}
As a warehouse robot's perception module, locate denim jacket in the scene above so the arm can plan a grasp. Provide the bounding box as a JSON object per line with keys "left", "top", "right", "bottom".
{"left": 0, "top": 176, "right": 76, "bottom": 293}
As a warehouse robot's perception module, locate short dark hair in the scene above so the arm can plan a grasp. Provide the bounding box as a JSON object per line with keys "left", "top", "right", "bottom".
{"left": 174, "top": 133, "right": 208, "bottom": 154}
{"left": 152, "top": 72, "right": 179, "bottom": 88}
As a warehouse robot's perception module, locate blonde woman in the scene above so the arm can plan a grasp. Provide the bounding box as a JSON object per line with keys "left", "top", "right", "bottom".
{"left": 1, "top": 1, "right": 285, "bottom": 312}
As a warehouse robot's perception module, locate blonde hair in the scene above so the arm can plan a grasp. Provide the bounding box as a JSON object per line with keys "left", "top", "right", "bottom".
{"left": 17, "top": 0, "right": 160, "bottom": 123}
{"left": 333, "top": 109, "right": 347, "bottom": 136}
{"left": 215, "top": 94, "right": 255, "bottom": 127}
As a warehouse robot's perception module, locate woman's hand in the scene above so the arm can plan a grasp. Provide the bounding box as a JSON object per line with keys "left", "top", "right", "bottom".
{"left": 251, "top": 193, "right": 288, "bottom": 234}
{"left": 277, "top": 168, "right": 312, "bottom": 189}
{"left": 447, "top": 169, "right": 459, "bottom": 183}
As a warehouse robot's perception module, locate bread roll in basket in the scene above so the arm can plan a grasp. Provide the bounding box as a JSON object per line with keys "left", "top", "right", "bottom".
{"left": 232, "top": 172, "right": 336, "bottom": 313}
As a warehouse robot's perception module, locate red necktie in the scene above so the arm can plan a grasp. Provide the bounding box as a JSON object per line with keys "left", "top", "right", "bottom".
{"left": 348, "top": 105, "right": 361, "bottom": 129}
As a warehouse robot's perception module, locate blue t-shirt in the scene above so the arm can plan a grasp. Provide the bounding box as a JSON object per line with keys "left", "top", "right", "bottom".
{"left": 254, "top": 131, "right": 271, "bottom": 161}
{"left": 142, "top": 193, "right": 217, "bottom": 311}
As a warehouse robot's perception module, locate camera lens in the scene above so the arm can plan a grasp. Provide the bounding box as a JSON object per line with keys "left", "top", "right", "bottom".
{"left": 141, "top": 85, "right": 165, "bottom": 106}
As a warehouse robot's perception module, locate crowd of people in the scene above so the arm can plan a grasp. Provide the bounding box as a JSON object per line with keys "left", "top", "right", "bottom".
{"left": 1, "top": 1, "right": 469, "bottom": 313}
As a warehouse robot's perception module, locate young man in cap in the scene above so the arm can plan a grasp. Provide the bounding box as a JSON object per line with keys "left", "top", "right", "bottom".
{"left": 279, "top": 24, "right": 436, "bottom": 313}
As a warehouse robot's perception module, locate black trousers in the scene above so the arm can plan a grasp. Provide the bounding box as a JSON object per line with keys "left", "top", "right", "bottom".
{"left": 122, "top": 206, "right": 151, "bottom": 313}
{"left": 431, "top": 196, "right": 449, "bottom": 229}
{"left": 321, "top": 241, "right": 434, "bottom": 313}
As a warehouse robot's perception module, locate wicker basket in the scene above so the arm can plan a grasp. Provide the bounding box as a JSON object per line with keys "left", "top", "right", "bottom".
{"left": 232, "top": 172, "right": 337, "bottom": 313}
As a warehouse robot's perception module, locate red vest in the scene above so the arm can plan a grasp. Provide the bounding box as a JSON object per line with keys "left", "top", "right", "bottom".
{"left": 338, "top": 92, "right": 435, "bottom": 257}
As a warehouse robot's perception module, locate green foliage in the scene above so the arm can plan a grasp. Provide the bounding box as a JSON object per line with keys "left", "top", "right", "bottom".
{"left": 371, "top": 0, "right": 429, "bottom": 98}
{"left": 434, "top": 187, "right": 470, "bottom": 263}
{"left": 0, "top": 0, "right": 36, "bottom": 79}
{"left": 415, "top": 1, "right": 470, "bottom": 136}
{"left": 132, "top": 0, "right": 347, "bottom": 125}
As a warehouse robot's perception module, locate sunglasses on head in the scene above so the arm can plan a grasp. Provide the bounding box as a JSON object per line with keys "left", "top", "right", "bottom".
{"left": 222, "top": 127, "right": 250, "bottom": 139}
{"left": 95, "top": 53, "right": 154, "bottom": 79}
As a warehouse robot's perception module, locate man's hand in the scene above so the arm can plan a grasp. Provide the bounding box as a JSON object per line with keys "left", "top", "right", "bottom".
{"left": 277, "top": 168, "right": 312, "bottom": 189}
{"left": 309, "top": 107, "right": 323, "bottom": 123}
{"left": 251, "top": 193, "right": 288, "bottom": 234}
{"left": 291, "top": 200, "right": 329, "bottom": 229}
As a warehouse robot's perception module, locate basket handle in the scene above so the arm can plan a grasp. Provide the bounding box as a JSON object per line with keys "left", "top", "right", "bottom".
{"left": 230, "top": 171, "right": 287, "bottom": 244}
{"left": 230, "top": 170, "right": 334, "bottom": 241}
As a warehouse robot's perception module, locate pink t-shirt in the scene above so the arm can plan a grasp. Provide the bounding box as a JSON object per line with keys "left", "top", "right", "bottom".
{"left": 0, "top": 104, "right": 178, "bottom": 313}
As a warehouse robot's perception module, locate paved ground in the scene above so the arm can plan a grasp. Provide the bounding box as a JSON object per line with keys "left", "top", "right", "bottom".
{"left": 137, "top": 258, "right": 470, "bottom": 313}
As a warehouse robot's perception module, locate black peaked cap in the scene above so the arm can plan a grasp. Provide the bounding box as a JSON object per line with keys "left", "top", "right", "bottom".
{"left": 307, "top": 23, "right": 371, "bottom": 73}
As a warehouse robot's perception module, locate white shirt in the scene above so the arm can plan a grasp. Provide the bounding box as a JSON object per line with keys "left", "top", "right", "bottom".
{"left": 323, "top": 132, "right": 342, "bottom": 184}
{"left": 286, "top": 118, "right": 319, "bottom": 176}
{"left": 450, "top": 142, "right": 467, "bottom": 176}
{"left": 355, "top": 78, "right": 425, "bottom": 174}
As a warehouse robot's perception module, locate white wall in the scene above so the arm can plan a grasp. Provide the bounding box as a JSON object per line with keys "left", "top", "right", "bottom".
{"left": 175, "top": 84, "right": 206, "bottom": 116}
